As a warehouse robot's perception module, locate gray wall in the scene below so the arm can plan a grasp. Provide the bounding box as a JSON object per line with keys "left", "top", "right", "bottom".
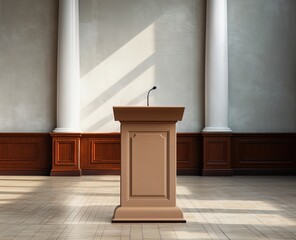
{"left": 80, "top": 0, "right": 206, "bottom": 132}
{"left": 0, "top": 0, "right": 295, "bottom": 133}
{"left": 228, "top": 0, "right": 296, "bottom": 132}
{"left": 0, "top": 0, "right": 58, "bottom": 132}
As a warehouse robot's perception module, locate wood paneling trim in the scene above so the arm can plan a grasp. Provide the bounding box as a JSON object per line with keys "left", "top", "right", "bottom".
{"left": 202, "top": 169, "right": 233, "bottom": 176}
{"left": 82, "top": 169, "right": 120, "bottom": 175}
{"left": 0, "top": 170, "right": 50, "bottom": 175}
{"left": 0, "top": 133, "right": 51, "bottom": 175}
{"left": 233, "top": 169, "right": 296, "bottom": 175}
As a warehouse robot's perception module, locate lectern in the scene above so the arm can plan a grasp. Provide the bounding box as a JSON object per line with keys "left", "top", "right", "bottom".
{"left": 112, "top": 106, "right": 186, "bottom": 222}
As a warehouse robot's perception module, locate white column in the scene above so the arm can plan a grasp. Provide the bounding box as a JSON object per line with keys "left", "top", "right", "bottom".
{"left": 54, "top": 0, "right": 80, "bottom": 133}
{"left": 203, "top": 0, "right": 231, "bottom": 132}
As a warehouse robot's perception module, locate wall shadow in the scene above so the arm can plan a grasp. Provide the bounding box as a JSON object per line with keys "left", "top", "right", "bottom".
{"left": 80, "top": 0, "right": 206, "bottom": 132}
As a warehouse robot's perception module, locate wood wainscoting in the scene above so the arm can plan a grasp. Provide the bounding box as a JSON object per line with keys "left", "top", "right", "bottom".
{"left": 0, "top": 132, "right": 295, "bottom": 176}
{"left": 201, "top": 133, "right": 296, "bottom": 176}
{"left": 50, "top": 133, "right": 82, "bottom": 176}
{"left": 231, "top": 133, "right": 296, "bottom": 175}
{"left": 0, "top": 133, "right": 51, "bottom": 175}
{"left": 80, "top": 133, "right": 121, "bottom": 175}
{"left": 80, "top": 133, "right": 202, "bottom": 175}
{"left": 177, "top": 133, "right": 202, "bottom": 175}
{"left": 202, "top": 132, "right": 232, "bottom": 176}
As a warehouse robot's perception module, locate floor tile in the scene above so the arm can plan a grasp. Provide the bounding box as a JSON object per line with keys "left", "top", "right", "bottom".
{"left": 0, "top": 176, "right": 295, "bottom": 240}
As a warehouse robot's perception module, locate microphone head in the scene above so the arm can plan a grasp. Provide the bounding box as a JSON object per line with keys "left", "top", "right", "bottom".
{"left": 152, "top": 86, "right": 157, "bottom": 90}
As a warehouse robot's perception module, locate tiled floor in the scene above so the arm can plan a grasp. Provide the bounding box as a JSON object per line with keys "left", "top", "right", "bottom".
{"left": 0, "top": 175, "right": 295, "bottom": 240}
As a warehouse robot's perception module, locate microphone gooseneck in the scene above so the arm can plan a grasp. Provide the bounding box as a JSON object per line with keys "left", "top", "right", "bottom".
{"left": 146, "top": 86, "right": 157, "bottom": 106}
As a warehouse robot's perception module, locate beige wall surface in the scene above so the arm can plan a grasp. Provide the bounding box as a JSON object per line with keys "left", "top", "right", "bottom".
{"left": 0, "top": 0, "right": 58, "bottom": 132}
{"left": 228, "top": 0, "right": 296, "bottom": 132}
{"left": 0, "top": 0, "right": 295, "bottom": 133}
{"left": 80, "top": 0, "right": 206, "bottom": 132}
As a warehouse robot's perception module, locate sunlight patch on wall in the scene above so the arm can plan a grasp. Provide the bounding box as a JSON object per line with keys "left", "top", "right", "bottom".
{"left": 81, "top": 23, "right": 156, "bottom": 132}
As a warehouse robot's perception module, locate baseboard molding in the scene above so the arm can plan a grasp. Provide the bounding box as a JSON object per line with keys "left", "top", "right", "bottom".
{"left": 0, "top": 169, "right": 50, "bottom": 175}
{"left": 202, "top": 169, "right": 233, "bottom": 176}
{"left": 50, "top": 170, "right": 82, "bottom": 176}
{"left": 177, "top": 169, "right": 201, "bottom": 175}
{"left": 82, "top": 169, "right": 120, "bottom": 175}
{"left": 233, "top": 168, "right": 296, "bottom": 175}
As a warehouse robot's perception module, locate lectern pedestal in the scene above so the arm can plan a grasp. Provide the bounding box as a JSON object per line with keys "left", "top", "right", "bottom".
{"left": 112, "top": 106, "right": 186, "bottom": 222}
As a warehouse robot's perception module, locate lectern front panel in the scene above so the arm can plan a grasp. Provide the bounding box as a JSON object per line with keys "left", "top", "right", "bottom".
{"left": 130, "top": 131, "right": 168, "bottom": 198}
{"left": 121, "top": 123, "right": 176, "bottom": 207}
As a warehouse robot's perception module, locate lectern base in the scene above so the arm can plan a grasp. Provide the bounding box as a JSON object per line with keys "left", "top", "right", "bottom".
{"left": 112, "top": 206, "right": 186, "bottom": 222}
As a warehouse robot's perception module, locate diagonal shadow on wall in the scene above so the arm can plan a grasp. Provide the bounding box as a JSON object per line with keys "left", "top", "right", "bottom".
{"left": 81, "top": 53, "right": 155, "bottom": 118}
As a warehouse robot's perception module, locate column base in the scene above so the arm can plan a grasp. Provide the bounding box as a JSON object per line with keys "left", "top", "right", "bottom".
{"left": 202, "top": 127, "right": 232, "bottom": 132}
{"left": 112, "top": 206, "right": 186, "bottom": 223}
{"left": 53, "top": 127, "right": 81, "bottom": 133}
{"left": 202, "top": 132, "right": 232, "bottom": 176}
{"left": 50, "top": 133, "right": 81, "bottom": 176}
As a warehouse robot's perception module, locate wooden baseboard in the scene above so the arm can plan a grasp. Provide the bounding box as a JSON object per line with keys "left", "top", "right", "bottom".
{"left": 177, "top": 169, "right": 201, "bottom": 175}
{"left": 50, "top": 170, "right": 82, "bottom": 176}
{"left": 82, "top": 169, "right": 120, "bottom": 175}
{"left": 0, "top": 170, "right": 50, "bottom": 175}
{"left": 202, "top": 169, "right": 233, "bottom": 176}
{"left": 233, "top": 168, "right": 296, "bottom": 175}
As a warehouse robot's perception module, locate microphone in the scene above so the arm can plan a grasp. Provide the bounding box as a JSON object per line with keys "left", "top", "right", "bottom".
{"left": 146, "top": 86, "right": 157, "bottom": 106}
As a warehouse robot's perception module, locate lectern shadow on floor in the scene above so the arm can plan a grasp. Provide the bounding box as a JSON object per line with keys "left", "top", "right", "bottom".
{"left": 112, "top": 106, "right": 186, "bottom": 222}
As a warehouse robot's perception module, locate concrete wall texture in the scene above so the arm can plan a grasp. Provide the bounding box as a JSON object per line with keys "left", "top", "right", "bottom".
{"left": 0, "top": 0, "right": 295, "bottom": 133}
{"left": 228, "top": 0, "right": 296, "bottom": 132}
{"left": 0, "top": 0, "right": 58, "bottom": 132}
{"left": 80, "top": 0, "right": 205, "bottom": 132}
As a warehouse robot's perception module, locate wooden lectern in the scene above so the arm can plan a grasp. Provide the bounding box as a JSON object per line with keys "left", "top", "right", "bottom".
{"left": 112, "top": 106, "right": 186, "bottom": 222}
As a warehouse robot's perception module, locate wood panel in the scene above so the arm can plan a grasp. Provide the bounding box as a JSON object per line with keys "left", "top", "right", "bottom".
{"left": 50, "top": 133, "right": 82, "bottom": 176}
{"left": 0, "top": 133, "right": 51, "bottom": 175}
{"left": 177, "top": 133, "right": 202, "bottom": 175}
{"left": 80, "top": 133, "right": 121, "bottom": 175}
{"left": 232, "top": 133, "right": 296, "bottom": 174}
{"left": 1, "top": 132, "right": 294, "bottom": 176}
{"left": 202, "top": 133, "right": 232, "bottom": 176}
{"left": 80, "top": 133, "right": 202, "bottom": 175}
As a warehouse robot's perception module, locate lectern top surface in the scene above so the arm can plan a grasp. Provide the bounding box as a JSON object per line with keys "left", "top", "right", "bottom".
{"left": 113, "top": 106, "right": 185, "bottom": 122}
